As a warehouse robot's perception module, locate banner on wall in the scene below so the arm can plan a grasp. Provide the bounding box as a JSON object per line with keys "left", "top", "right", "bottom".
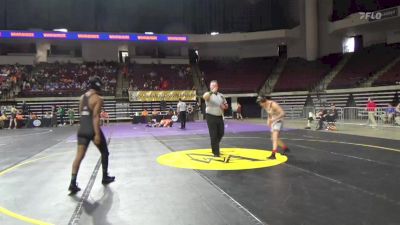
{"left": 129, "top": 90, "right": 196, "bottom": 102}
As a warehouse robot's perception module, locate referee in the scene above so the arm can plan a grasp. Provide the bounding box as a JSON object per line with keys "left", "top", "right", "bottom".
{"left": 203, "top": 80, "right": 228, "bottom": 157}
{"left": 177, "top": 98, "right": 187, "bottom": 129}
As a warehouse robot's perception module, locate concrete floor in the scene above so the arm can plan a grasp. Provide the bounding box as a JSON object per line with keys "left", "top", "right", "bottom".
{"left": 0, "top": 120, "right": 399, "bottom": 225}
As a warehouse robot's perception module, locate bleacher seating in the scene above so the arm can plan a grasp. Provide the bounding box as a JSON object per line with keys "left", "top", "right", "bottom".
{"left": 310, "top": 93, "right": 349, "bottom": 107}
{"left": 125, "top": 64, "right": 193, "bottom": 91}
{"left": 200, "top": 57, "right": 278, "bottom": 93}
{"left": 269, "top": 94, "right": 308, "bottom": 118}
{"left": 328, "top": 45, "right": 400, "bottom": 89}
{"left": 274, "top": 54, "right": 342, "bottom": 92}
{"left": 352, "top": 91, "right": 398, "bottom": 107}
{"left": 19, "top": 62, "right": 119, "bottom": 97}
{"left": 0, "top": 65, "right": 31, "bottom": 99}
{"left": 373, "top": 60, "right": 400, "bottom": 86}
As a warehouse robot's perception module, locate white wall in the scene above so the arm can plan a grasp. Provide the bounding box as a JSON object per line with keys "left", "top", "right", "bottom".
{"left": 131, "top": 57, "right": 189, "bottom": 65}
{"left": 238, "top": 42, "right": 279, "bottom": 58}
{"left": 47, "top": 56, "right": 83, "bottom": 64}
{"left": 196, "top": 41, "right": 282, "bottom": 59}
{"left": 0, "top": 55, "right": 35, "bottom": 65}
{"left": 188, "top": 29, "right": 289, "bottom": 44}
{"left": 36, "top": 42, "right": 50, "bottom": 63}
{"left": 287, "top": 0, "right": 307, "bottom": 59}
{"left": 318, "top": 0, "right": 343, "bottom": 57}
{"left": 82, "top": 42, "right": 120, "bottom": 61}
{"left": 197, "top": 43, "right": 240, "bottom": 59}
{"left": 361, "top": 32, "right": 387, "bottom": 47}
{"left": 387, "top": 30, "right": 400, "bottom": 44}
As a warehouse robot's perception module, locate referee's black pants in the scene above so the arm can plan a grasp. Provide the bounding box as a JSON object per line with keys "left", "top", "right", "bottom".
{"left": 179, "top": 111, "right": 187, "bottom": 128}
{"left": 206, "top": 114, "right": 224, "bottom": 156}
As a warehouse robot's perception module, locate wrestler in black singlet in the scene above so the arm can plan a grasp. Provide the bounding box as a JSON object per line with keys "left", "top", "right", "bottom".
{"left": 69, "top": 77, "right": 115, "bottom": 194}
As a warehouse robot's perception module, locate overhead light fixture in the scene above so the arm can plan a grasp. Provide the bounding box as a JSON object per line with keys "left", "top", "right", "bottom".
{"left": 210, "top": 32, "right": 219, "bottom": 36}
{"left": 53, "top": 28, "right": 68, "bottom": 33}
{"left": 145, "top": 32, "right": 154, "bottom": 35}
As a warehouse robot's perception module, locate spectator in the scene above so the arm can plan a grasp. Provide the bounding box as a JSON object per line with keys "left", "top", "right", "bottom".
{"left": 25, "top": 112, "right": 37, "bottom": 128}
{"left": 57, "top": 106, "right": 66, "bottom": 126}
{"left": 0, "top": 112, "right": 7, "bottom": 129}
{"left": 381, "top": 103, "right": 396, "bottom": 124}
{"left": 100, "top": 109, "right": 110, "bottom": 126}
{"left": 160, "top": 78, "right": 169, "bottom": 90}
{"left": 22, "top": 101, "right": 29, "bottom": 116}
{"left": 51, "top": 106, "right": 57, "bottom": 127}
{"left": 236, "top": 103, "right": 243, "bottom": 120}
{"left": 366, "top": 98, "right": 377, "bottom": 128}
{"left": 395, "top": 103, "right": 400, "bottom": 125}
{"left": 9, "top": 105, "right": 18, "bottom": 129}
{"left": 67, "top": 108, "right": 75, "bottom": 126}
{"left": 143, "top": 81, "right": 149, "bottom": 90}
{"left": 316, "top": 109, "right": 328, "bottom": 130}
{"left": 327, "top": 104, "right": 338, "bottom": 121}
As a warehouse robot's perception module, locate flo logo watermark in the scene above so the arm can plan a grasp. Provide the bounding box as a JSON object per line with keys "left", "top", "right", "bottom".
{"left": 359, "top": 8, "right": 398, "bottom": 21}
{"left": 359, "top": 12, "right": 382, "bottom": 20}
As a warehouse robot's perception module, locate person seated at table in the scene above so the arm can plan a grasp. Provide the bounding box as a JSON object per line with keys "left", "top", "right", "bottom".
{"left": 316, "top": 109, "right": 328, "bottom": 130}
{"left": 15, "top": 112, "right": 24, "bottom": 128}
{"left": 100, "top": 109, "right": 110, "bottom": 126}
{"left": 152, "top": 109, "right": 160, "bottom": 117}
{"left": 381, "top": 103, "right": 396, "bottom": 124}
{"left": 141, "top": 108, "right": 150, "bottom": 123}
{"left": 25, "top": 112, "right": 37, "bottom": 128}
{"left": 43, "top": 111, "right": 52, "bottom": 118}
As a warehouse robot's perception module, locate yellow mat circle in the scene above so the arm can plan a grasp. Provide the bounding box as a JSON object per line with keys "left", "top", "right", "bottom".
{"left": 157, "top": 148, "right": 288, "bottom": 170}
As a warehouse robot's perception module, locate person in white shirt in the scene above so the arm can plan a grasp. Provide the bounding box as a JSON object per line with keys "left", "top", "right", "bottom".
{"left": 177, "top": 98, "right": 187, "bottom": 129}
{"left": 203, "top": 80, "right": 228, "bottom": 157}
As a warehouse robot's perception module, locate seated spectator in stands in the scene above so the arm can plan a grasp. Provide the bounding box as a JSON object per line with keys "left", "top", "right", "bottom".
{"left": 178, "top": 70, "right": 185, "bottom": 79}
{"left": 160, "top": 78, "right": 169, "bottom": 90}
{"left": 68, "top": 108, "right": 75, "bottom": 126}
{"left": 143, "top": 81, "right": 149, "bottom": 90}
{"left": 100, "top": 109, "right": 110, "bottom": 126}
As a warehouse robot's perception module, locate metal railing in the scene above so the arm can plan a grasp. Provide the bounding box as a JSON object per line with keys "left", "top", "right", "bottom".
{"left": 262, "top": 106, "right": 400, "bottom": 127}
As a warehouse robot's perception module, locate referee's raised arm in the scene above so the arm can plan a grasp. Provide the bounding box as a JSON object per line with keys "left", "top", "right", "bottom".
{"left": 203, "top": 91, "right": 211, "bottom": 101}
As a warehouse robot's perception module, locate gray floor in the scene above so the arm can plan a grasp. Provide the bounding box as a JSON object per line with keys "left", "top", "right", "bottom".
{"left": 0, "top": 127, "right": 261, "bottom": 225}
{"left": 0, "top": 121, "right": 399, "bottom": 225}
